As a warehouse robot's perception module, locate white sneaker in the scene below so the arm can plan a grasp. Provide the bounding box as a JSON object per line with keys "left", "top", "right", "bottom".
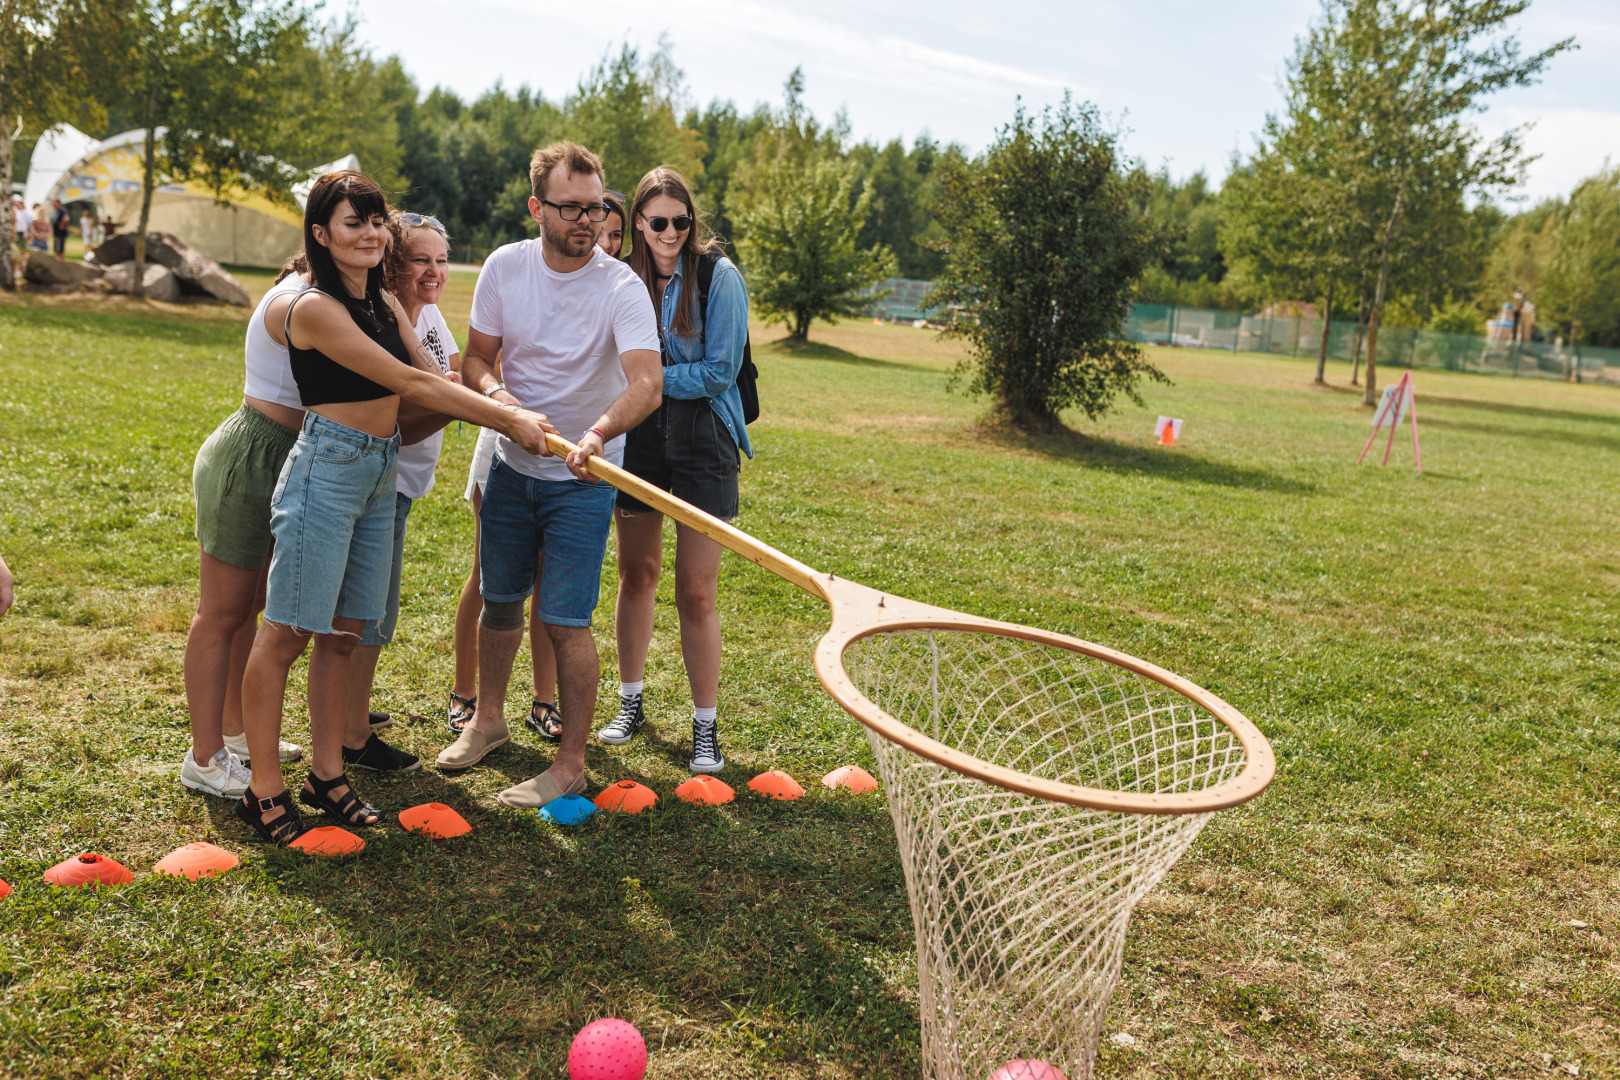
{"left": 689, "top": 720, "right": 725, "bottom": 774}
{"left": 223, "top": 731, "right": 303, "bottom": 764}
{"left": 180, "top": 747, "right": 251, "bottom": 798}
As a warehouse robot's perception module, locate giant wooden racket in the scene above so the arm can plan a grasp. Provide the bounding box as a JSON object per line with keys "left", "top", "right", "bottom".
{"left": 548, "top": 431, "right": 1274, "bottom": 1079}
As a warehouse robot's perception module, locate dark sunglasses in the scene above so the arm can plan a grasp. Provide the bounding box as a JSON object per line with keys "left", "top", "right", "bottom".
{"left": 641, "top": 214, "right": 692, "bottom": 233}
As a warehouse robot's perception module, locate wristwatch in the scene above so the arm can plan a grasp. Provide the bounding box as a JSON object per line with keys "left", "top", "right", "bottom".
{"left": 481, "top": 382, "right": 506, "bottom": 397}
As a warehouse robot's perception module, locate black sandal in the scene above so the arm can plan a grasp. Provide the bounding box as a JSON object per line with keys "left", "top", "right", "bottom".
{"left": 525, "top": 699, "right": 563, "bottom": 742}
{"left": 299, "top": 770, "right": 387, "bottom": 827}
{"left": 236, "top": 786, "right": 311, "bottom": 846}
{"left": 446, "top": 691, "right": 476, "bottom": 734}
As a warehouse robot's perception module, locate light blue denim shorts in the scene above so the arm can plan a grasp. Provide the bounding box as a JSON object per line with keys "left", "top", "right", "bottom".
{"left": 479, "top": 455, "right": 616, "bottom": 628}
{"left": 265, "top": 413, "right": 400, "bottom": 636}
{"left": 359, "top": 492, "right": 413, "bottom": 647}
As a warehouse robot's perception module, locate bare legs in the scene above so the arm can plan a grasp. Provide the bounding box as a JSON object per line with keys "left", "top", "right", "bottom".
{"left": 454, "top": 486, "right": 557, "bottom": 707}
{"left": 183, "top": 550, "right": 268, "bottom": 762}
{"left": 469, "top": 618, "right": 594, "bottom": 787}
{"left": 615, "top": 513, "right": 723, "bottom": 710}
{"left": 241, "top": 618, "right": 365, "bottom": 825}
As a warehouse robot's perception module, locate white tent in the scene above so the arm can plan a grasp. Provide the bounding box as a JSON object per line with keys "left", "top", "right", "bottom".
{"left": 21, "top": 123, "right": 101, "bottom": 209}
{"left": 24, "top": 125, "right": 359, "bottom": 268}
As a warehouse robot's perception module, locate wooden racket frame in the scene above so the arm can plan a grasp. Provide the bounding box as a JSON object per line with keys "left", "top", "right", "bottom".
{"left": 547, "top": 433, "right": 1275, "bottom": 815}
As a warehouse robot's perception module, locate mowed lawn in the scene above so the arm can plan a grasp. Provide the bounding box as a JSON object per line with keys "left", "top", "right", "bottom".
{"left": 0, "top": 274, "right": 1617, "bottom": 1080}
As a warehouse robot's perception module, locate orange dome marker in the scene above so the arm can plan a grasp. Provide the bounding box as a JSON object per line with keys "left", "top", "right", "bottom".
{"left": 0, "top": 879, "right": 11, "bottom": 899}
{"left": 288, "top": 826, "right": 365, "bottom": 857}
{"left": 399, "top": 802, "right": 472, "bottom": 839}
{"left": 748, "top": 769, "right": 805, "bottom": 801}
{"left": 822, "top": 765, "right": 880, "bottom": 794}
{"left": 152, "top": 842, "right": 240, "bottom": 880}
{"left": 594, "top": 780, "right": 658, "bottom": 814}
{"left": 675, "top": 775, "right": 735, "bottom": 806}
{"left": 44, "top": 853, "right": 134, "bottom": 888}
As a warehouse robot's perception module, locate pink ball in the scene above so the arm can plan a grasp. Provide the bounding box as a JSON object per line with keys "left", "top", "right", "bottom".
{"left": 568, "top": 1017, "right": 647, "bottom": 1080}
{"left": 989, "top": 1061, "right": 1068, "bottom": 1080}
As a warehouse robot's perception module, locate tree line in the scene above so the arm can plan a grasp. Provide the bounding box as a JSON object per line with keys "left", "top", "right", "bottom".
{"left": 1, "top": 0, "right": 1597, "bottom": 426}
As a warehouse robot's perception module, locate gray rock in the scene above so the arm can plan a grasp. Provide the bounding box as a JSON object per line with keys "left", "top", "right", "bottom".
{"left": 91, "top": 231, "right": 250, "bottom": 306}
{"left": 105, "top": 260, "right": 182, "bottom": 301}
{"left": 23, "top": 252, "right": 105, "bottom": 286}
{"left": 91, "top": 231, "right": 186, "bottom": 271}
{"left": 180, "top": 252, "right": 250, "bottom": 306}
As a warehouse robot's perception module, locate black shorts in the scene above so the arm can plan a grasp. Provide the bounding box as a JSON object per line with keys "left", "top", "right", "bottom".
{"left": 618, "top": 397, "right": 740, "bottom": 520}
{"left": 52, "top": 232, "right": 66, "bottom": 255}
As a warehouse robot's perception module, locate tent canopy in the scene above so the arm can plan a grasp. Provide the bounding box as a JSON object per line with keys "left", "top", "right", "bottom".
{"left": 24, "top": 125, "right": 358, "bottom": 268}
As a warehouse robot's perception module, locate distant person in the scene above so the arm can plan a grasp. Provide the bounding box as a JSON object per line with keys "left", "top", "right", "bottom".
{"left": 342, "top": 210, "right": 468, "bottom": 769}
{"left": 434, "top": 142, "right": 661, "bottom": 812}
{"left": 605, "top": 167, "right": 751, "bottom": 774}
{"left": 600, "top": 190, "right": 626, "bottom": 258}
{"left": 11, "top": 195, "right": 29, "bottom": 249}
{"left": 27, "top": 206, "right": 49, "bottom": 252}
{"left": 231, "top": 171, "right": 551, "bottom": 847}
{"left": 79, "top": 209, "right": 94, "bottom": 248}
{"left": 50, "top": 199, "right": 70, "bottom": 259}
{"left": 102, "top": 217, "right": 118, "bottom": 239}
{"left": 0, "top": 553, "right": 12, "bottom": 618}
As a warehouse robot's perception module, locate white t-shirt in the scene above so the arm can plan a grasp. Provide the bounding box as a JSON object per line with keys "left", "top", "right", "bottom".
{"left": 395, "top": 304, "right": 458, "bottom": 499}
{"left": 243, "top": 274, "right": 310, "bottom": 410}
{"left": 12, "top": 204, "right": 29, "bottom": 233}
{"left": 468, "top": 240, "right": 659, "bottom": 482}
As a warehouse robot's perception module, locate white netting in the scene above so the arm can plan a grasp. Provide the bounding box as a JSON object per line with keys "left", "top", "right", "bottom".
{"left": 843, "top": 629, "right": 1251, "bottom": 1080}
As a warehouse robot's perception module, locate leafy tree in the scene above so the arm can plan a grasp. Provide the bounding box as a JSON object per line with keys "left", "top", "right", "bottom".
{"left": 1292, "top": 0, "right": 1570, "bottom": 404}
{"left": 565, "top": 38, "right": 704, "bottom": 200}
{"left": 684, "top": 97, "right": 771, "bottom": 255}
{"left": 849, "top": 135, "right": 951, "bottom": 279}
{"left": 1479, "top": 196, "right": 1560, "bottom": 317}
{"left": 927, "top": 95, "right": 1167, "bottom": 431}
{"left": 1538, "top": 167, "right": 1620, "bottom": 354}
{"left": 735, "top": 153, "right": 895, "bottom": 343}
{"left": 283, "top": 18, "right": 416, "bottom": 193}
{"left": 118, "top": 0, "right": 317, "bottom": 294}
{"left": 0, "top": 0, "right": 113, "bottom": 290}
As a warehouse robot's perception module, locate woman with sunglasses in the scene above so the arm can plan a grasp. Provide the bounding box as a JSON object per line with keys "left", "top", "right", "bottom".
{"left": 601, "top": 167, "right": 751, "bottom": 774}
{"left": 235, "top": 172, "right": 553, "bottom": 847}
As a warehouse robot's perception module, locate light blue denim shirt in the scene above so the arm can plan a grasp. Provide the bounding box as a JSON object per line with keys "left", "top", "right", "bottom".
{"left": 658, "top": 254, "right": 753, "bottom": 459}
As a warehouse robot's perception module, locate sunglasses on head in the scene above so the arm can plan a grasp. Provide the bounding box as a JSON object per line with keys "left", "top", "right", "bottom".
{"left": 642, "top": 214, "right": 692, "bottom": 233}
{"left": 401, "top": 212, "right": 447, "bottom": 234}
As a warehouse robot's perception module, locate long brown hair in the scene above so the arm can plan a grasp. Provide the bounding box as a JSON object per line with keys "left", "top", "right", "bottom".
{"left": 301, "top": 170, "right": 395, "bottom": 331}
{"left": 628, "top": 167, "right": 720, "bottom": 340}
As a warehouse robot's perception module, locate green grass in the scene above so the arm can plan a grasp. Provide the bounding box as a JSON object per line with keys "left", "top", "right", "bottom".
{"left": 1, "top": 283, "right": 1617, "bottom": 1079}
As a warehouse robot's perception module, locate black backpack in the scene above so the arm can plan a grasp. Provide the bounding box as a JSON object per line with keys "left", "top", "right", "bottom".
{"left": 694, "top": 251, "right": 758, "bottom": 424}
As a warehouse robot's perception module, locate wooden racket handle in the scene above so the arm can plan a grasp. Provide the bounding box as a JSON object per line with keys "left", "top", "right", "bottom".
{"left": 543, "top": 431, "right": 829, "bottom": 602}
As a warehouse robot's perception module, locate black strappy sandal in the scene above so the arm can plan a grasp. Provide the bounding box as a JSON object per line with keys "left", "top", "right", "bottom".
{"left": 446, "top": 691, "right": 476, "bottom": 734}
{"left": 525, "top": 699, "right": 563, "bottom": 743}
{"left": 299, "top": 771, "right": 387, "bottom": 827}
{"left": 236, "top": 786, "right": 311, "bottom": 846}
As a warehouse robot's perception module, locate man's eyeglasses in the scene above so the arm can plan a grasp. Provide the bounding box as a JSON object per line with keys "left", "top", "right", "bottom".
{"left": 401, "top": 212, "right": 447, "bottom": 235}
{"left": 539, "top": 198, "right": 610, "bottom": 222}
{"left": 642, "top": 214, "right": 692, "bottom": 233}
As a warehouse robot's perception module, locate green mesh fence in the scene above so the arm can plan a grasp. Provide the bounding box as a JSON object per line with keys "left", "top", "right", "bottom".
{"left": 1122, "top": 303, "right": 1620, "bottom": 385}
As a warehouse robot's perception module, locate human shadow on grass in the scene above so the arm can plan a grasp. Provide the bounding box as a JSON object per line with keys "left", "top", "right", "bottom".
{"left": 993, "top": 426, "right": 1314, "bottom": 493}
{"left": 260, "top": 756, "right": 920, "bottom": 1079}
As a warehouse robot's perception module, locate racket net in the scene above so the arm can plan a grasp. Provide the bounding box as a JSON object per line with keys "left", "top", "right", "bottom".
{"left": 843, "top": 628, "right": 1251, "bottom": 1080}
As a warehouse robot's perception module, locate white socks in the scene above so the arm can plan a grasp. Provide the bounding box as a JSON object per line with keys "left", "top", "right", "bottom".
{"left": 693, "top": 706, "right": 717, "bottom": 725}
{"left": 620, "top": 681, "right": 643, "bottom": 698}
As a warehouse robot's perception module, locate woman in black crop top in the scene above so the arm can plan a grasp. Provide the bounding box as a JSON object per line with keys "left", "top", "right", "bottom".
{"left": 235, "top": 171, "right": 557, "bottom": 848}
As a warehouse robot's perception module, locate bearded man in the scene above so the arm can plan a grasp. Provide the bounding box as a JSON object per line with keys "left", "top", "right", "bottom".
{"left": 437, "top": 142, "right": 661, "bottom": 809}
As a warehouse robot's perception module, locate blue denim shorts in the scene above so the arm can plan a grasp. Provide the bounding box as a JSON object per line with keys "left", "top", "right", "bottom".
{"left": 479, "top": 455, "right": 616, "bottom": 628}
{"left": 265, "top": 413, "right": 400, "bottom": 636}
{"left": 359, "top": 492, "right": 413, "bottom": 647}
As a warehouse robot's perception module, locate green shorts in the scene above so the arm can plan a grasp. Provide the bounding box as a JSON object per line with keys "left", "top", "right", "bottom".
{"left": 193, "top": 403, "right": 300, "bottom": 570}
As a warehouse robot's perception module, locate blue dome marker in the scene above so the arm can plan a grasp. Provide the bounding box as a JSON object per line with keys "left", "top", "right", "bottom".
{"left": 538, "top": 793, "right": 597, "bottom": 825}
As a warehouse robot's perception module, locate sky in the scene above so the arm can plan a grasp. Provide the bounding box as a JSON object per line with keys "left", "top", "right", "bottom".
{"left": 349, "top": 0, "right": 1618, "bottom": 207}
